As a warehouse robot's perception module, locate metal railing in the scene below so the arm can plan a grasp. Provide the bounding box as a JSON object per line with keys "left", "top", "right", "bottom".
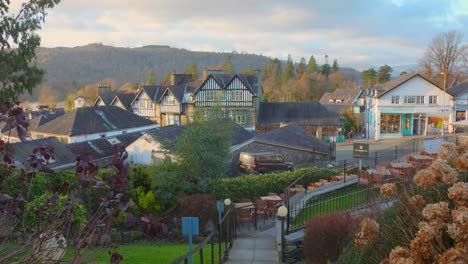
{"left": 171, "top": 209, "right": 237, "bottom": 264}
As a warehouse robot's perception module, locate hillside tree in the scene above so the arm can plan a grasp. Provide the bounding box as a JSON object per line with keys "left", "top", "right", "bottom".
{"left": 185, "top": 63, "right": 198, "bottom": 79}
{"left": 296, "top": 57, "right": 307, "bottom": 77}
{"left": 224, "top": 55, "right": 234, "bottom": 74}
{"left": 321, "top": 55, "right": 331, "bottom": 77}
{"left": 65, "top": 90, "right": 75, "bottom": 112}
{"left": 419, "top": 31, "right": 464, "bottom": 86}
{"left": 146, "top": 70, "right": 155, "bottom": 85}
{"left": 283, "top": 54, "right": 295, "bottom": 81}
{"left": 361, "top": 68, "right": 377, "bottom": 88}
{"left": 307, "top": 55, "right": 319, "bottom": 73}
{"left": 332, "top": 59, "right": 340, "bottom": 73}
{"left": 377, "top": 65, "right": 393, "bottom": 83}
{"left": 0, "top": 0, "right": 61, "bottom": 103}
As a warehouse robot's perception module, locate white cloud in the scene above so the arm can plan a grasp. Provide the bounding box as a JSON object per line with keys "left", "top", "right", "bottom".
{"left": 31, "top": 0, "right": 468, "bottom": 67}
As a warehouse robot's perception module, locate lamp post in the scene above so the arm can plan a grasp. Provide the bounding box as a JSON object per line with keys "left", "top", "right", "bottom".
{"left": 277, "top": 206, "right": 288, "bottom": 263}
{"left": 441, "top": 72, "right": 447, "bottom": 139}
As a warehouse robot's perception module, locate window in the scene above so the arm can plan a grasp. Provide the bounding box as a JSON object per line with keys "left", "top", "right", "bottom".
{"left": 166, "top": 95, "right": 175, "bottom": 105}
{"left": 328, "top": 99, "right": 334, "bottom": 103}
{"left": 403, "top": 96, "right": 424, "bottom": 104}
{"left": 206, "top": 91, "right": 215, "bottom": 101}
{"left": 429, "top": 95, "right": 437, "bottom": 104}
{"left": 235, "top": 114, "right": 246, "bottom": 125}
{"left": 166, "top": 114, "right": 180, "bottom": 125}
{"left": 232, "top": 91, "right": 243, "bottom": 101}
{"left": 391, "top": 96, "right": 400, "bottom": 104}
{"left": 380, "top": 114, "right": 401, "bottom": 134}
{"left": 335, "top": 99, "right": 342, "bottom": 103}
{"left": 416, "top": 96, "right": 424, "bottom": 104}
{"left": 147, "top": 101, "right": 154, "bottom": 109}
{"left": 404, "top": 96, "right": 415, "bottom": 104}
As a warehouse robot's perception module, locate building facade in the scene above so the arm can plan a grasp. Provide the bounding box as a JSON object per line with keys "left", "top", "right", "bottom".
{"left": 366, "top": 73, "right": 454, "bottom": 140}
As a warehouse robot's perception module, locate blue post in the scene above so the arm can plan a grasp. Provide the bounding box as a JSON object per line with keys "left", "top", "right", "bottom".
{"left": 188, "top": 225, "right": 193, "bottom": 264}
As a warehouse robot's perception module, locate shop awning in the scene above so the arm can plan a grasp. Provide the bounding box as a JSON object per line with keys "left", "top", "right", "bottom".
{"left": 450, "top": 119, "right": 468, "bottom": 127}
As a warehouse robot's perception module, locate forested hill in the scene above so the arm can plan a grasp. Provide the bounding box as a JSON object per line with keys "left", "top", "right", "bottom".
{"left": 30, "top": 43, "right": 361, "bottom": 101}
{"left": 33, "top": 43, "right": 270, "bottom": 98}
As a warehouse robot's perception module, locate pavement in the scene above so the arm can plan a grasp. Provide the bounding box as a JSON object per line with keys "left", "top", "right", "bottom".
{"left": 225, "top": 226, "right": 280, "bottom": 264}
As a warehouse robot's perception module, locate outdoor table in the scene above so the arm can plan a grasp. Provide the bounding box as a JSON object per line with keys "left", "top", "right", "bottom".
{"left": 260, "top": 195, "right": 282, "bottom": 201}
{"left": 233, "top": 202, "right": 255, "bottom": 209}
{"left": 390, "top": 162, "right": 414, "bottom": 180}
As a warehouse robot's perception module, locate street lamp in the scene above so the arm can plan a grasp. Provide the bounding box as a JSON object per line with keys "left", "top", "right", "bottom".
{"left": 277, "top": 206, "right": 288, "bottom": 263}
{"left": 441, "top": 72, "right": 447, "bottom": 139}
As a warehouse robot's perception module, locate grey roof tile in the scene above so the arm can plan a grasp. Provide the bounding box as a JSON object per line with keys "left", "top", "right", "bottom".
{"left": 258, "top": 102, "right": 341, "bottom": 126}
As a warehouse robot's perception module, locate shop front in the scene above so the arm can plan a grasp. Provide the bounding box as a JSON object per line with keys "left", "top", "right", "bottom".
{"left": 380, "top": 113, "right": 428, "bottom": 137}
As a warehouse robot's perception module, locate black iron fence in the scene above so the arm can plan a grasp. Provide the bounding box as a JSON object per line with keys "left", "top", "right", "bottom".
{"left": 171, "top": 209, "right": 237, "bottom": 264}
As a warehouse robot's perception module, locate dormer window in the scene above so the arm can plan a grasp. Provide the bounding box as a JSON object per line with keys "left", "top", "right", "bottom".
{"left": 167, "top": 95, "right": 175, "bottom": 105}
{"left": 328, "top": 99, "right": 334, "bottom": 103}
{"left": 335, "top": 99, "right": 342, "bottom": 103}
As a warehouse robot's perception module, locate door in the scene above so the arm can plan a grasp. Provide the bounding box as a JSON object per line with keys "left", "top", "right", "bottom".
{"left": 402, "top": 114, "right": 412, "bottom": 135}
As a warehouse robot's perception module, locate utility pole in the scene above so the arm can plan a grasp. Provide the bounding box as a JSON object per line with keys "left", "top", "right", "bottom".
{"left": 441, "top": 72, "right": 446, "bottom": 139}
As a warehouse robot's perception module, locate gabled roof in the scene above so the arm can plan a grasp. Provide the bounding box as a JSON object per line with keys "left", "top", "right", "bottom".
{"left": 9, "top": 137, "right": 76, "bottom": 170}
{"left": 1, "top": 114, "right": 61, "bottom": 138}
{"left": 375, "top": 72, "right": 443, "bottom": 98}
{"left": 253, "top": 124, "right": 329, "bottom": 154}
{"left": 130, "top": 85, "right": 164, "bottom": 106}
{"left": 196, "top": 73, "right": 259, "bottom": 96}
{"left": 158, "top": 78, "right": 203, "bottom": 103}
{"left": 111, "top": 92, "right": 137, "bottom": 110}
{"left": 93, "top": 94, "right": 115, "bottom": 106}
{"left": 147, "top": 125, "right": 186, "bottom": 150}
{"left": 447, "top": 79, "right": 468, "bottom": 96}
{"left": 231, "top": 121, "right": 254, "bottom": 146}
{"left": 33, "top": 106, "right": 156, "bottom": 136}
{"left": 319, "top": 89, "right": 361, "bottom": 105}
{"left": 258, "top": 102, "right": 341, "bottom": 126}
{"left": 66, "top": 131, "right": 144, "bottom": 161}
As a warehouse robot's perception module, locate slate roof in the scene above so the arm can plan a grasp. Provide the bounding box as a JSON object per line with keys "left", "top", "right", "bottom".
{"left": 66, "top": 131, "right": 144, "bottom": 161}
{"left": 258, "top": 102, "right": 341, "bottom": 126}
{"left": 1, "top": 114, "right": 61, "bottom": 138}
{"left": 196, "top": 73, "right": 260, "bottom": 96}
{"left": 230, "top": 121, "right": 254, "bottom": 146}
{"left": 253, "top": 124, "right": 329, "bottom": 154}
{"left": 94, "top": 94, "right": 115, "bottom": 106}
{"left": 9, "top": 137, "right": 76, "bottom": 170}
{"left": 130, "top": 85, "right": 164, "bottom": 107}
{"left": 319, "top": 89, "right": 361, "bottom": 105}
{"left": 447, "top": 79, "right": 468, "bottom": 96}
{"left": 147, "top": 125, "right": 186, "bottom": 150}
{"left": 375, "top": 72, "right": 442, "bottom": 98}
{"left": 33, "top": 106, "right": 156, "bottom": 136}
{"left": 112, "top": 92, "right": 137, "bottom": 110}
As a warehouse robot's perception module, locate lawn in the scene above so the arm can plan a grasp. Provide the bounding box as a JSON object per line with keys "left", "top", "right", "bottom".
{"left": 291, "top": 184, "right": 380, "bottom": 227}
{"left": 62, "top": 242, "right": 221, "bottom": 263}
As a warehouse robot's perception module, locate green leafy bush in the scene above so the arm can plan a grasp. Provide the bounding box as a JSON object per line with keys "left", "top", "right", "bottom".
{"left": 209, "top": 168, "right": 335, "bottom": 201}
{"left": 24, "top": 193, "right": 87, "bottom": 231}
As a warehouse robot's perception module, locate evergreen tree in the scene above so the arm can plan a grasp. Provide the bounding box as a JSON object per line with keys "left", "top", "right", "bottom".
{"left": 146, "top": 70, "right": 156, "bottom": 85}
{"left": 283, "top": 54, "right": 295, "bottom": 81}
{"left": 307, "top": 55, "right": 319, "bottom": 73}
{"left": 186, "top": 63, "right": 198, "bottom": 79}
{"left": 224, "top": 55, "right": 234, "bottom": 74}
{"left": 377, "top": 64, "right": 393, "bottom": 83}
{"left": 163, "top": 73, "right": 170, "bottom": 82}
{"left": 296, "top": 57, "right": 307, "bottom": 77}
{"left": 361, "top": 68, "right": 377, "bottom": 88}
{"left": 332, "top": 59, "right": 340, "bottom": 73}
{"left": 321, "top": 55, "right": 331, "bottom": 77}
{"left": 400, "top": 71, "right": 408, "bottom": 76}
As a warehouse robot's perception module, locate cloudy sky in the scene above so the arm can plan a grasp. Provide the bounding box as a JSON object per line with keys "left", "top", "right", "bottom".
{"left": 31, "top": 0, "right": 468, "bottom": 68}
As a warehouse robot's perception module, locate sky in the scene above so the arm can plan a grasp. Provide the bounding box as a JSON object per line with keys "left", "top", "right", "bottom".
{"left": 19, "top": 0, "right": 468, "bottom": 68}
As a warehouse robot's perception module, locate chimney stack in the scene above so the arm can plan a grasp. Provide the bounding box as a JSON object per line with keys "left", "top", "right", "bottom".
{"left": 97, "top": 83, "right": 112, "bottom": 96}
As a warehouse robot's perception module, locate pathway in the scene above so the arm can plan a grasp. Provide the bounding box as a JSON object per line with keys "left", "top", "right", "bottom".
{"left": 225, "top": 226, "right": 281, "bottom": 264}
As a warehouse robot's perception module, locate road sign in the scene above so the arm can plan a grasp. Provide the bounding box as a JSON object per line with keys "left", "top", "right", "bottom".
{"left": 182, "top": 217, "right": 199, "bottom": 264}
{"left": 353, "top": 143, "right": 369, "bottom": 159}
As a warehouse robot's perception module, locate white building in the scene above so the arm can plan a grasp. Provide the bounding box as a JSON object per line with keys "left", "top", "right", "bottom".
{"left": 366, "top": 73, "right": 454, "bottom": 140}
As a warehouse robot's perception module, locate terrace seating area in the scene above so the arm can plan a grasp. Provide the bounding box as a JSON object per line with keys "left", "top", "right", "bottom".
{"left": 232, "top": 193, "right": 285, "bottom": 228}
{"left": 359, "top": 151, "right": 435, "bottom": 186}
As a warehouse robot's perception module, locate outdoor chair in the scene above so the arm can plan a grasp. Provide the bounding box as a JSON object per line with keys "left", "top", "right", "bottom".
{"left": 253, "top": 198, "right": 268, "bottom": 222}
{"left": 236, "top": 208, "right": 254, "bottom": 227}
{"left": 358, "top": 170, "right": 370, "bottom": 185}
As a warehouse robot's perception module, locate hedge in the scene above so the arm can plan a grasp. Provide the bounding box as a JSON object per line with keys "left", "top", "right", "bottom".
{"left": 209, "top": 168, "right": 336, "bottom": 202}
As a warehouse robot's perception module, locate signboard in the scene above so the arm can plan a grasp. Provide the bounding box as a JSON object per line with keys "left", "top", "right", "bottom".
{"left": 353, "top": 143, "right": 369, "bottom": 159}
{"left": 182, "top": 217, "right": 199, "bottom": 236}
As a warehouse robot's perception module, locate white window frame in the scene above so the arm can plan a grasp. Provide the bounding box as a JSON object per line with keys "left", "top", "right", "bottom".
{"left": 391, "top": 96, "right": 400, "bottom": 104}
{"left": 235, "top": 113, "right": 246, "bottom": 125}
{"left": 416, "top": 96, "right": 424, "bottom": 104}
{"left": 232, "top": 91, "right": 243, "bottom": 101}
{"left": 429, "top": 95, "right": 437, "bottom": 104}
{"left": 404, "top": 96, "right": 416, "bottom": 104}
{"left": 166, "top": 95, "right": 175, "bottom": 105}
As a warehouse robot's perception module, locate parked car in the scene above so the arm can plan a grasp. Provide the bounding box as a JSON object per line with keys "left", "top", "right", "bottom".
{"left": 238, "top": 152, "right": 294, "bottom": 174}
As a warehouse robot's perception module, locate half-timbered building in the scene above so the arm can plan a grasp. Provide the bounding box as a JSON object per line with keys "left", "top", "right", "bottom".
{"left": 194, "top": 71, "right": 262, "bottom": 131}
{"left": 110, "top": 92, "right": 137, "bottom": 111}
{"left": 158, "top": 73, "right": 202, "bottom": 126}
{"left": 130, "top": 85, "right": 164, "bottom": 124}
